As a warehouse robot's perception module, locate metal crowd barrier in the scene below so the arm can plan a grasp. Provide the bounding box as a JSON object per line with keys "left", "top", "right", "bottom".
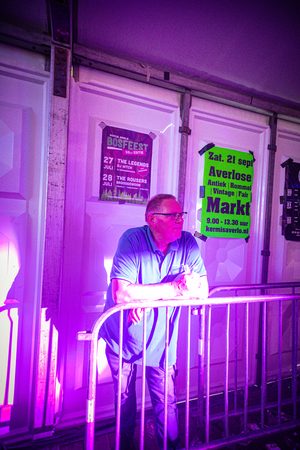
{"left": 0, "top": 301, "right": 20, "bottom": 421}
{"left": 77, "top": 283, "right": 300, "bottom": 450}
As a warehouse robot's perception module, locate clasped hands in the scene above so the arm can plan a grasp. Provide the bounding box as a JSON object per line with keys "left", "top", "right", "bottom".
{"left": 173, "top": 271, "right": 204, "bottom": 298}
{"left": 128, "top": 271, "right": 205, "bottom": 325}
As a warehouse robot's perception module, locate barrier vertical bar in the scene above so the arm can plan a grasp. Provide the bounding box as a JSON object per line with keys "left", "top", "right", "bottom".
{"left": 116, "top": 310, "right": 124, "bottom": 450}
{"left": 234, "top": 303, "right": 238, "bottom": 412}
{"left": 296, "top": 299, "right": 299, "bottom": 420}
{"left": 140, "top": 309, "right": 147, "bottom": 450}
{"left": 292, "top": 298, "right": 298, "bottom": 421}
{"left": 261, "top": 302, "right": 267, "bottom": 429}
{"left": 244, "top": 303, "right": 249, "bottom": 434}
{"left": 198, "top": 306, "right": 205, "bottom": 429}
{"left": 225, "top": 304, "right": 230, "bottom": 438}
{"left": 205, "top": 306, "right": 212, "bottom": 445}
{"left": 185, "top": 306, "right": 191, "bottom": 450}
{"left": 86, "top": 333, "right": 97, "bottom": 450}
{"left": 278, "top": 300, "right": 282, "bottom": 425}
{"left": 164, "top": 307, "right": 170, "bottom": 450}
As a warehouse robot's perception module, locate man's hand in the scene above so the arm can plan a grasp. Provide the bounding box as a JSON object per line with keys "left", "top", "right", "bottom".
{"left": 128, "top": 307, "right": 150, "bottom": 324}
{"left": 174, "top": 272, "right": 208, "bottom": 299}
{"left": 128, "top": 307, "right": 143, "bottom": 324}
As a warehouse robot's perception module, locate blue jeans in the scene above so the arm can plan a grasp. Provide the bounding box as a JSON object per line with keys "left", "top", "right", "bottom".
{"left": 106, "top": 346, "right": 181, "bottom": 450}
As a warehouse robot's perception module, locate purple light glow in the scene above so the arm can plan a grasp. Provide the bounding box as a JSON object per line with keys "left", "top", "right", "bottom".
{"left": 0, "top": 217, "right": 20, "bottom": 416}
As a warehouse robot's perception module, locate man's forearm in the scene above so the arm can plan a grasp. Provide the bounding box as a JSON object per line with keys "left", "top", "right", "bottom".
{"left": 113, "top": 280, "right": 178, "bottom": 304}
{"left": 112, "top": 274, "right": 208, "bottom": 304}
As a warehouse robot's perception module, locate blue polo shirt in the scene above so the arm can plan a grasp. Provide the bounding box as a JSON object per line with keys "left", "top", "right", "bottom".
{"left": 99, "top": 225, "right": 206, "bottom": 367}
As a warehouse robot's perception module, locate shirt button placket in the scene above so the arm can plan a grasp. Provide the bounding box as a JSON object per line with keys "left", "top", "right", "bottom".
{"left": 160, "top": 254, "right": 170, "bottom": 279}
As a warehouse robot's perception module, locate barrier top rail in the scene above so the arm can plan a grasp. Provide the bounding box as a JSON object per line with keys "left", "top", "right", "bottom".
{"left": 209, "top": 282, "right": 300, "bottom": 296}
{"left": 78, "top": 293, "right": 300, "bottom": 342}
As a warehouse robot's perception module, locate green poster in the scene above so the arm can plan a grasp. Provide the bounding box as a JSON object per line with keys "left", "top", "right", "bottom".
{"left": 201, "top": 147, "right": 254, "bottom": 239}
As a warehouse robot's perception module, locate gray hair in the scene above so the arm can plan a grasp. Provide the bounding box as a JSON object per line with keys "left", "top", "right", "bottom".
{"left": 145, "top": 194, "right": 176, "bottom": 223}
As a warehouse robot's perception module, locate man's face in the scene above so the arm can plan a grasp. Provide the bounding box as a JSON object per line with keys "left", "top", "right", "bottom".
{"left": 149, "top": 198, "right": 184, "bottom": 244}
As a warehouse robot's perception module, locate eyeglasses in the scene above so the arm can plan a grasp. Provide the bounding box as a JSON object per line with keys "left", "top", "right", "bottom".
{"left": 152, "top": 212, "right": 188, "bottom": 220}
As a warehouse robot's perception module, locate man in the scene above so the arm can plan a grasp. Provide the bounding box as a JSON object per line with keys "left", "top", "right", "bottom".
{"left": 100, "top": 194, "right": 208, "bottom": 450}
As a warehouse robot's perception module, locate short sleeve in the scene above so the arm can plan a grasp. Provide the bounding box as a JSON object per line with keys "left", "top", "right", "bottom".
{"left": 110, "top": 232, "right": 139, "bottom": 284}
